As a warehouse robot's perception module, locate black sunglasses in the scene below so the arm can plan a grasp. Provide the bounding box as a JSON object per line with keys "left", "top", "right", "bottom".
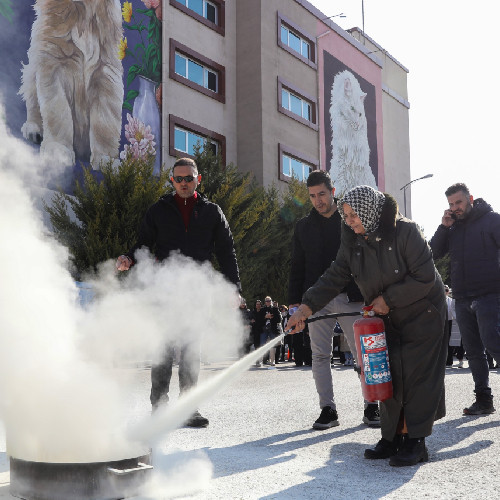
{"left": 172, "top": 175, "right": 195, "bottom": 183}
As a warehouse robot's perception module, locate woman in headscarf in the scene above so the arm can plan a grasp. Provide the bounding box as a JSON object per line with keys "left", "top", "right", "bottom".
{"left": 287, "top": 185, "right": 447, "bottom": 467}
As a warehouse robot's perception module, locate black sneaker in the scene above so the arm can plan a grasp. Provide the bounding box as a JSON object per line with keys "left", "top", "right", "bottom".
{"left": 362, "top": 404, "right": 381, "bottom": 427}
{"left": 185, "top": 410, "right": 209, "bottom": 428}
{"left": 463, "top": 392, "right": 496, "bottom": 415}
{"left": 312, "top": 406, "right": 339, "bottom": 429}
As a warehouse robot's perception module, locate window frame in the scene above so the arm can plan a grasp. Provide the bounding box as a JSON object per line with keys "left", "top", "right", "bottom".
{"left": 170, "top": 39, "right": 226, "bottom": 103}
{"left": 170, "top": 0, "right": 225, "bottom": 36}
{"left": 278, "top": 144, "right": 318, "bottom": 183}
{"left": 277, "top": 12, "right": 317, "bottom": 69}
{"left": 277, "top": 77, "right": 318, "bottom": 131}
{"left": 169, "top": 114, "right": 226, "bottom": 165}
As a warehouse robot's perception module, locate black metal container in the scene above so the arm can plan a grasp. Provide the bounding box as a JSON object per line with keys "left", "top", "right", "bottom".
{"left": 10, "top": 453, "right": 152, "bottom": 500}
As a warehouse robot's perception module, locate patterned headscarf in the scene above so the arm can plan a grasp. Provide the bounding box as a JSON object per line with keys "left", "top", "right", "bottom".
{"left": 338, "top": 185, "right": 386, "bottom": 235}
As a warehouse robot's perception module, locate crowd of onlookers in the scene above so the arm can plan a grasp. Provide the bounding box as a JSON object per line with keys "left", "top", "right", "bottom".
{"left": 239, "top": 296, "right": 359, "bottom": 369}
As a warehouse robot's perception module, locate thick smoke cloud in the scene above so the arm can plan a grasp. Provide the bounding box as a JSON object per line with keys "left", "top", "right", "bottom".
{"left": 0, "top": 103, "right": 245, "bottom": 474}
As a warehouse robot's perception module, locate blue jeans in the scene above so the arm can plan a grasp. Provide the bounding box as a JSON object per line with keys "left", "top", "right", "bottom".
{"left": 455, "top": 293, "right": 500, "bottom": 394}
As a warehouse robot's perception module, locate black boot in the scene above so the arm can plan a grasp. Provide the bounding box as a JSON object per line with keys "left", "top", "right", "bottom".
{"left": 463, "top": 391, "right": 495, "bottom": 415}
{"left": 389, "top": 437, "right": 428, "bottom": 466}
{"left": 364, "top": 434, "right": 404, "bottom": 459}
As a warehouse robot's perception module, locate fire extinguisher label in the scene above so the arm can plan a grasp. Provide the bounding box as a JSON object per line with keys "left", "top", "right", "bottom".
{"left": 360, "top": 333, "right": 392, "bottom": 385}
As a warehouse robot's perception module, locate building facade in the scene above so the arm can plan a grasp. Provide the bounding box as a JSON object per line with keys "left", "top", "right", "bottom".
{"left": 163, "top": 0, "right": 410, "bottom": 203}
{"left": 1, "top": 0, "right": 410, "bottom": 209}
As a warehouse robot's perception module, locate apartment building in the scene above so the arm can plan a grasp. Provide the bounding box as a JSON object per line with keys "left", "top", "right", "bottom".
{"left": 3, "top": 1, "right": 409, "bottom": 206}
{"left": 163, "top": 0, "right": 410, "bottom": 202}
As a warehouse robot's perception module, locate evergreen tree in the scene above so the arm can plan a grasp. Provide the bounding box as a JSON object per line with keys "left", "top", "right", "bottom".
{"left": 45, "top": 143, "right": 313, "bottom": 304}
{"left": 434, "top": 253, "right": 451, "bottom": 285}
{"left": 44, "top": 155, "right": 169, "bottom": 276}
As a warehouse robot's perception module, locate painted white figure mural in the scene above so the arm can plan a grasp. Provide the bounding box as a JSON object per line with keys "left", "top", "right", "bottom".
{"left": 329, "top": 70, "right": 377, "bottom": 195}
{"left": 19, "top": 0, "right": 124, "bottom": 168}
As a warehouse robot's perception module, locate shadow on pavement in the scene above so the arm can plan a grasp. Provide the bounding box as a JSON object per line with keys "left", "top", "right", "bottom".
{"left": 203, "top": 425, "right": 363, "bottom": 479}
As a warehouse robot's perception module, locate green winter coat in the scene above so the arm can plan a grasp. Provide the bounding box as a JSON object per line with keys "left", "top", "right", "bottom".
{"left": 302, "top": 194, "right": 448, "bottom": 440}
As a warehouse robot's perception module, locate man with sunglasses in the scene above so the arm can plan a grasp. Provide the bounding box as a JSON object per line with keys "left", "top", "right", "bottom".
{"left": 116, "top": 158, "right": 240, "bottom": 427}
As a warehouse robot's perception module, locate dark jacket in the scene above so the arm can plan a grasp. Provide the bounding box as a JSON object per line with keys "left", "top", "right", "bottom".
{"left": 302, "top": 194, "right": 447, "bottom": 440}
{"left": 250, "top": 307, "right": 265, "bottom": 337}
{"left": 288, "top": 205, "right": 362, "bottom": 305}
{"left": 260, "top": 306, "right": 282, "bottom": 336}
{"left": 429, "top": 198, "right": 500, "bottom": 299}
{"left": 127, "top": 192, "right": 240, "bottom": 285}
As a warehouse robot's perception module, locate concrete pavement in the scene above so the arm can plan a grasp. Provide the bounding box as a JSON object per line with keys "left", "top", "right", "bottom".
{"left": 0, "top": 358, "right": 499, "bottom": 499}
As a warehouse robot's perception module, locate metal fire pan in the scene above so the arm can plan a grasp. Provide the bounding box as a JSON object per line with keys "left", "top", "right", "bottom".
{"left": 10, "top": 453, "right": 152, "bottom": 500}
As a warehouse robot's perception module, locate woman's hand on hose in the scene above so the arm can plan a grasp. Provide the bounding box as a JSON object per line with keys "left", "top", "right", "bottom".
{"left": 286, "top": 304, "right": 313, "bottom": 334}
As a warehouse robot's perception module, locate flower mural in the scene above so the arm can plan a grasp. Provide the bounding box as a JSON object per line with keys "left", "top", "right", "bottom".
{"left": 121, "top": 0, "right": 162, "bottom": 111}
{"left": 120, "top": 113, "right": 156, "bottom": 160}
{"left": 118, "top": 37, "right": 128, "bottom": 61}
{"left": 120, "top": 0, "right": 163, "bottom": 174}
{"left": 122, "top": 2, "right": 132, "bottom": 23}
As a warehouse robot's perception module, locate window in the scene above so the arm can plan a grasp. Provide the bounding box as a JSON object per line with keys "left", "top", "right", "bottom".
{"left": 174, "top": 127, "right": 218, "bottom": 156}
{"left": 281, "top": 88, "right": 311, "bottom": 121}
{"left": 280, "top": 25, "right": 310, "bottom": 59}
{"left": 175, "top": 52, "right": 218, "bottom": 92}
{"left": 169, "top": 115, "right": 226, "bottom": 165}
{"left": 282, "top": 155, "right": 312, "bottom": 182}
{"left": 277, "top": 77, "right": 318, "bottom": 130}
{"left": 170, "top": 39, "right": 225, "bottom": 102}
{"left": 170, "top": 0, "right": 225, "bottom": 36}
{"left": 279, "top": 144, "right": 318, "bottom": 183}
{"left": 277, "top": 12, "right": 317, "bottom": 69}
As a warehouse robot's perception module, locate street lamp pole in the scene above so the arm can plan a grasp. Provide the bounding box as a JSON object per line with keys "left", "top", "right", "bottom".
{"left": 400, "top": 174, "right": 433, "bottom": 217}
{"left": 319, "top": 13, "right": 346, "bottom": 22}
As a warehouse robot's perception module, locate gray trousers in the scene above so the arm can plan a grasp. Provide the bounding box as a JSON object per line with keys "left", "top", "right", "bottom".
{"left": 309, "top": 293, "right": 363, "bottom": 409}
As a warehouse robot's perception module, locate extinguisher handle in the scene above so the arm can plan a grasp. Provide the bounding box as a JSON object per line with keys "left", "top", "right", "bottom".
{"left": 305, "top": 311, "right": 362, "bottom": 324}
{"left": 362, "top": 305, "right": 376, "bottom": 317}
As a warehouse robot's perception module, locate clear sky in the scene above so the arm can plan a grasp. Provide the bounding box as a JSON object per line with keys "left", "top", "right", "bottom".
{"left": 310, "top": 0, "right": 499, "bottom": 237}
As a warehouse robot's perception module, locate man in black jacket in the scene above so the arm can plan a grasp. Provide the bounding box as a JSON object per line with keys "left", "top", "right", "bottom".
{"left": 430, "top": 182, "right": 500, "bottom": 415}
{"left": 260, "top": 296, "right": 282, "bottom": 368}
{"left": 288, "top": 170, "right": 379, "bottom": 429}
{"left": 116, "top": 158, "right": 240, "bottom": 427}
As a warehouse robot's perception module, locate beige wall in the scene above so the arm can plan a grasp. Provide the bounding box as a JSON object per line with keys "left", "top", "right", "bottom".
{"left": 162, "top": 1, "right": 238, "bottom": 169}
{"left": 260, "top": 1, "right": 319, "bottom": 188}
{"left": 382, "top": 92, "right": 411, "bottom": 212}
{"left": 235, "top": 0, "right": 264, "bottom": 183}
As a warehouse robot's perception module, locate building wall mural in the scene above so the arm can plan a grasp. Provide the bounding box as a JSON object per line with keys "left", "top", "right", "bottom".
{"left": 0, "top": 0, "right": 162, "bottom": 189}
{"left": 323, "top": 51, "right": 378, "bottom": 196}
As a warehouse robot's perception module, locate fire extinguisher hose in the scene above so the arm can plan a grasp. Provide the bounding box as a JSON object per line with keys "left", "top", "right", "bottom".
{"left": 305, "top": 311, "right": 362, "bottom": 324}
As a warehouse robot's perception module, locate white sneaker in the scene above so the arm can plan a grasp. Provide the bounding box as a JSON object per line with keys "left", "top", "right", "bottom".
{"left": 457, "top": 360, "right": 464, "bottom": 368}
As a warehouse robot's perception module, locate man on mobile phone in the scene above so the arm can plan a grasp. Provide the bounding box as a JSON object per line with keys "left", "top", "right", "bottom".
{"left": 430, "top": 182, "right": 500, "bottom": 415}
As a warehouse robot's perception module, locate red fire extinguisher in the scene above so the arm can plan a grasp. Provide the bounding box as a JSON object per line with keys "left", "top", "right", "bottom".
{"left": 354, "top": 306, "right": 393, "bottom": 402}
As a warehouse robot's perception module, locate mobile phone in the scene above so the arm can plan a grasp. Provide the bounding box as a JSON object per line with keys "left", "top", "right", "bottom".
{"left": 451, "top": 213, "right": 457, "bottom": 220}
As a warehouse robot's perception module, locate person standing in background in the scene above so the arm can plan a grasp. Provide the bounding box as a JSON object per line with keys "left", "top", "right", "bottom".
{"left": 260, "top": 296, "right": 282, "bottom": 368}
{"left": 288, "top": 171, "right": 378, "bottom": 430}
{"left": 430, "top": 183, "right": 500, "bottom": 415}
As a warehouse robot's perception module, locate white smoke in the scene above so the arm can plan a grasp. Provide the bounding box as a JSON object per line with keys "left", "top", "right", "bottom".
{"left": 137, "top": 448, "right": 213, "bottom": 499}
{"left": 0, "top": 104, "right": 246, "bottom": 469}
